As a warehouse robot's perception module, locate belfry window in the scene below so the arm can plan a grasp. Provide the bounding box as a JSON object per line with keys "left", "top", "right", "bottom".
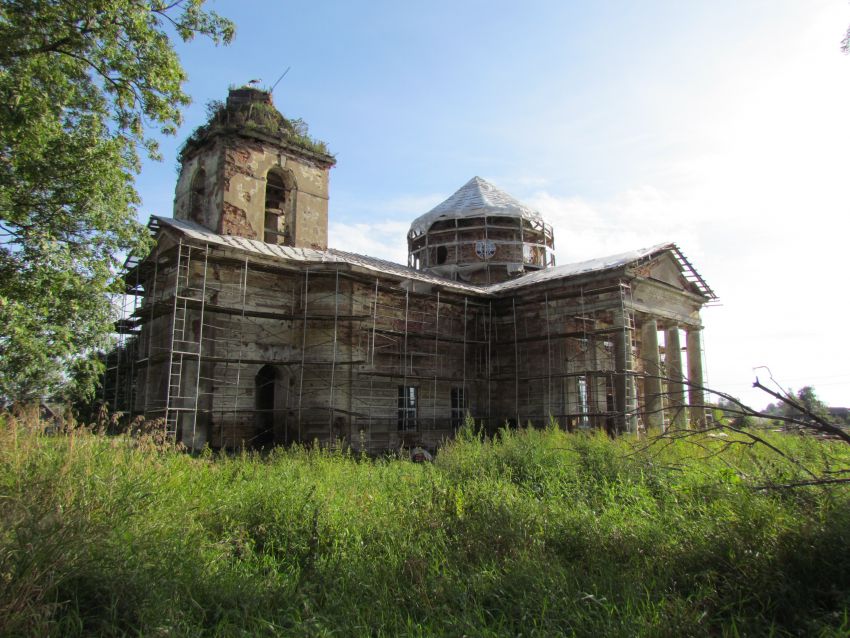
{"left": 189, "top": 168, "right": 206, "bottom": 224}
{"left": 264, "top": 212, "right": 282, "bottom": 244}
{"left": 264, "top": 170, "right": 288, "bottom": 244}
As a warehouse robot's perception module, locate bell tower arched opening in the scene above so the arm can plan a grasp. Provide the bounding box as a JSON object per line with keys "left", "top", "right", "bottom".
{"left": 264, "top": 169, "right": 296, "bottom": 245}
{"left": 189, "top": 167, "right": 206, "bottom": 225}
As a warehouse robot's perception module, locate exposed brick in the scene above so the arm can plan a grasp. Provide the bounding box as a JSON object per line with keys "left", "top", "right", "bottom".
{"left": 221, "top": 202, "right": 255, "bottom": 238}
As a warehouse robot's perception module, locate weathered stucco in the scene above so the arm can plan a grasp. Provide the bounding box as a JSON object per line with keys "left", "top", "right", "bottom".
{"left": 173, "top": 139, "right": 225, "bottom": 231}
{"left": 173, "top": 87, "right": 334, "bottom": 249}
{"left": 220, "top": 138, "right": 331, "bottom": 248}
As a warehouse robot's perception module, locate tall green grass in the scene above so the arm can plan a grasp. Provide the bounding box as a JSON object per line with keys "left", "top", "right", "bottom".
{"left": 2, "top": 414, "right": 850, "bottom": 637}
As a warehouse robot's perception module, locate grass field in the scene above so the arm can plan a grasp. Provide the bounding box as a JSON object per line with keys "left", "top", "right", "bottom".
{"left": 2, "top": 415, "right": 850, "bottom": 637}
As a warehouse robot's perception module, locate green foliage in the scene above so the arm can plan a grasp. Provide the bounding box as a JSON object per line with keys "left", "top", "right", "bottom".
{"left": 0, "top": 0, "right": 234, "bottom": 402}
{"left": 3, "top": 419, "right": 850, "bottom": 636}
{"left": 763, "top": 385, "right": 833, "bottom": 427}
{"left": 183, "top": 93, "right": 332, "bottom": 159}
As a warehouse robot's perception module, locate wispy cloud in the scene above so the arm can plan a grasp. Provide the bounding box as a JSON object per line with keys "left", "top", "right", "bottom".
{"left": 328, "top": 220, "right": 409, "bottom": 264}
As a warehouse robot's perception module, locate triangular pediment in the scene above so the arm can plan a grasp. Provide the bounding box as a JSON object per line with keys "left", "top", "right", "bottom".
{"left": 634, "top": 250, "right": 712, "bottom": 298}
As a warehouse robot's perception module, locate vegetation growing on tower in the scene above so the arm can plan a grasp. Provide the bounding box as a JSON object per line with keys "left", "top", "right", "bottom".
{"left": 180, "top": 88, "right": 332, "bottom": 160}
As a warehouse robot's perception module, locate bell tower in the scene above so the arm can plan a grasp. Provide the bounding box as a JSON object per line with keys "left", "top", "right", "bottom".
{"left": 173, "top": 86, "right": 336, "bottom": 249}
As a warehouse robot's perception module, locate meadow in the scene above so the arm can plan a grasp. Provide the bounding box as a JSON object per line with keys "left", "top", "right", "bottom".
{"left": 2, "top": 415, "right": 850, "bottom": 637}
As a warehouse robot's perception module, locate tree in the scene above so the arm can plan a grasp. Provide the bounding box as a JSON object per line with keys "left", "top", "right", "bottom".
{"left": 0, "top": 0, "right": 234, "bottom": 402}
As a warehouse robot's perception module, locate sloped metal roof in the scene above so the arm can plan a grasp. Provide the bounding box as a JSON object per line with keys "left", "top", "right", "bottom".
{"left": 148, "top": 216, "right": 715, "bottom": 299}
{"left": 150, "top": 216, "right": 483, "bottom": 293}
{"left": 408, "top": 176, "right": 548, "bottom": 237}
{"left": 487, "top": 243, "right": 675, "bottom": 293}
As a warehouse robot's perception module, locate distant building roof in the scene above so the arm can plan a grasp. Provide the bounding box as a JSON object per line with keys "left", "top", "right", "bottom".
{"left": 408, "top": 176, "right": 548, "bottom": 237}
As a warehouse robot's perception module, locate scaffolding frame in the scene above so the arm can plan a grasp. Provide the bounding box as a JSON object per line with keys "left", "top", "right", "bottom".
{"left": 112, "top": 232, "right": 703, "bottom": 453}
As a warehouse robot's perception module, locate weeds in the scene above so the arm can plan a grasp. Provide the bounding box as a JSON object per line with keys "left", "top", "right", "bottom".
{"left": 2, "top": 414, "right": 850, "bottom": 636}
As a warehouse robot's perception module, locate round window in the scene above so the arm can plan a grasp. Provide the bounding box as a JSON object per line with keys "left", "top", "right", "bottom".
{"left": 475, "top": 239, "right": 496, "bottom": 260}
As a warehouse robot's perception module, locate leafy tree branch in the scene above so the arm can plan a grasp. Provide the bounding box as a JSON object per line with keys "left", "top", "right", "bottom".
{"left": 0, "top": 0, "right": 234, "bottom": 402}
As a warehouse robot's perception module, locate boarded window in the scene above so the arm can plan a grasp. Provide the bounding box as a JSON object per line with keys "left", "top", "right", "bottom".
{"left": 397, "top": 385, "right": 418, "bottom": 431}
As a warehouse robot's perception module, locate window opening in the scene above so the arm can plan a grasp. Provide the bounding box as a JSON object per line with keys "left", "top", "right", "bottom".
{"left": 264, "top": 211, "right": 282, "bottom": 244}
{"left": 451, "top": 387, "right": 466, "bottom": 428}
{"left": 577, "top": 376, "right": 589, "bottom": 428}
{"left": 190, "top": 168, "right": 206, "bottom": 224}
{"left": 264, "top": 171, "right": 288, "bottom": 244}
{"left": 397, "top": 385, "right": 418, "bottom": 431}
{"left": 255, "top": 365, "right": 277, "bottom": 448}
{"left": 605, "top": 376, "right": 616, "bottom": 436}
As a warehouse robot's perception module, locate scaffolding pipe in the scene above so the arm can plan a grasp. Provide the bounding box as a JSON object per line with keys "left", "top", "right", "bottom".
{"left": 462, "top": 297, "right": 467, "bottom": 403}
{"left": 142, "top": 257, "right": 159, "bottom": 414}
{"left": 163, "top": 240, "right": 186, "bottom": 439}
{"left": 370, "top": 278, "right": 379, "bottom": 365}
{"left": 513, "top": 296, "right": 519, "bottom": 425}
{"left": 127, "top": 268, "right": 140, "bottom": 411}
{"left": 232, "top": 257, "right": 249, "bottom": 448}
{"left": 113, "top": 294, "right": 124, "bottom": 409}
{"left": 191, "top": 244, "right": 209, "bottom": 446}
{"left": 328, "top": 267, "right": 340, "bottom": 439}
{"left": 402, "top": 288, "right": 409, "bottom": 430}
{"left": 433, "top": 290, "right": 440, "bottom": 429}
{"left": 487, "top": 300, "right": 492, "bottom": 429}
{"left": 545, "top": 291, "right": 552, "bottom": 420}
{"left": 297, "top": 268, "right": 309, "bottom": 441}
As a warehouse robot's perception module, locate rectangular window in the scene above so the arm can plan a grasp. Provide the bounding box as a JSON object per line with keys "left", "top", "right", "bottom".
{"left": 397, "top": 385, "right": 418, "bottom": 431}
{"left": 577, "top": 376, "right": 589, "bottom": 428}
{"left": 451, "top": 387, "right": 466, "bottom": 428}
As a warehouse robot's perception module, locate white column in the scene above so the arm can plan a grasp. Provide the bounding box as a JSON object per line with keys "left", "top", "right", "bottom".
{"left": 641, "top": 318, "right": 664, "bottom": 430}
{"left": 665, "top": 326, "right": 687, "bottom": 428}
{"left": 687, "top": 328, "right": 705, "bottom": 427}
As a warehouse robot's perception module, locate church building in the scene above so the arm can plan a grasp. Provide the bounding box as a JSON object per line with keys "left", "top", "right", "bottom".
{"left": 110, "top": 86, "right": 716, "bottom": 452}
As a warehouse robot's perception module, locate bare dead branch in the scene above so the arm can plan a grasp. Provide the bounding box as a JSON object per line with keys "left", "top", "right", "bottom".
{"left": 754, "top": 477, "right": 850, "bottom": 490}
{"left": 752, "top": 378, "right": 850, "bottom": 445}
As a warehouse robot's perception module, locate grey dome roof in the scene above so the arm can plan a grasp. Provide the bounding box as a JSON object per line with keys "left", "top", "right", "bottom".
{"left": 408, "top": 176, "right": 546, "bottom": 236}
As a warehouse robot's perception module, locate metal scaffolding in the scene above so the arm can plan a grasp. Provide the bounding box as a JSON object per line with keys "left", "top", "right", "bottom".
{"left": 112, "top": 232, "right": 696, "bottom": 452}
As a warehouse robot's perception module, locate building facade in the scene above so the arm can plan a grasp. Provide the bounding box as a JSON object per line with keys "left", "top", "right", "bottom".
{"left": 108, "top": 87, "right": 716, "bottom": 452}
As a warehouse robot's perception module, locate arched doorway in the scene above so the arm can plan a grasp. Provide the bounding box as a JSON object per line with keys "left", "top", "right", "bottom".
{"left": 254, "top": 365, "right": 277, "bottom": 448}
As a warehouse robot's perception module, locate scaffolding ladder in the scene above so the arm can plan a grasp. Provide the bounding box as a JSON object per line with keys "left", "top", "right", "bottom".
{"left": 164, "top": 240, "right": 209, "bottom": 442}
{"left": 618, "top": 282, "right": 641, "bottom": 433}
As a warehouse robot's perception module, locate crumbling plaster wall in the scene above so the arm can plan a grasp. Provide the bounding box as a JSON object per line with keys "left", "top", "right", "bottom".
{"left": 172, "top": 142, "right": 226, "bottom": 231}
{"left": 221, "top": 138, "right": 330, "bottom": 248}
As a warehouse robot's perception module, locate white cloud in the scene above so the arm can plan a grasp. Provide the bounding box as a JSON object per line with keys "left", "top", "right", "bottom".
{"left": 328, "top": 220, "right": 409, "bottom": 264}
{"left": 338, "top": 193, "right": 444, "bottom": 217}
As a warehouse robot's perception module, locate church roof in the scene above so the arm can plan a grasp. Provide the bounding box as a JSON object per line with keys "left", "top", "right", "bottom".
{"left": 408, "top": 176, "right": 548, "bottom": 237}
{"left": 146, "top": 216, "right": 483, "bottom": 293}
{"left": 143, "top": 216, "right": 714, "bottom": 299}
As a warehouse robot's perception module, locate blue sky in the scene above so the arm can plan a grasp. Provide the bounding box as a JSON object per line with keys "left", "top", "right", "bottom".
{"left": 136, "top": 0, "right": 850, "bottom": 408}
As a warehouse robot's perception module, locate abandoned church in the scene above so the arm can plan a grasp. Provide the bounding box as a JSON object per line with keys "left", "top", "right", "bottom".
{"left": 107, "top": 86, "right": 716, "bottom": 453}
